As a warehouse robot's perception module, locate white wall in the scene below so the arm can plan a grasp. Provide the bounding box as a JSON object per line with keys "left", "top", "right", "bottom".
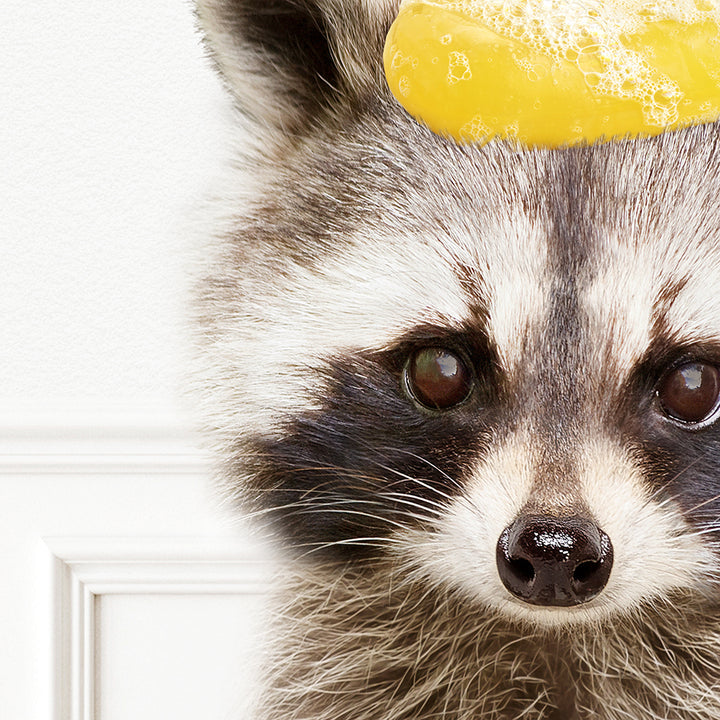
{"left": 1, "top": 3, "right": 267, "bottom": 719}
{"left": 1, "top": 0, "right": 230, "bottom": 422}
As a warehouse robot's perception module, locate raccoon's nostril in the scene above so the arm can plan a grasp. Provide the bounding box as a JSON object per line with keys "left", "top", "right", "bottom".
{"left": 496, "top": 515, "right": 613, "bottom": 608}
{"left": 573, "top": 559, "right": 600, "bottom": 584}
{"left": 510, "top": 557, "right": 535, "bottom": 586}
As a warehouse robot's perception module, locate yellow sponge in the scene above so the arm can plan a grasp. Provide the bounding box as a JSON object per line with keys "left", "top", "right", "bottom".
{"left": 383, "top": 0, "right": 720, "bottom": 147}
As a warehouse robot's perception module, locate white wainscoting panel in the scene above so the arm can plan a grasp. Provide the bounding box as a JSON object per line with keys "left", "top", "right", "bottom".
{"left": 46, "top": 538, "right": 270, "bottom": 720}
{"left": 97, "top": 593, "right": 265, "bottom": 720}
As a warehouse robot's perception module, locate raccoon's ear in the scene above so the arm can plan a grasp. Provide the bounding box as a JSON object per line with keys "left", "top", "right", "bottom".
{"left": 196, "top": 0, "right": 394, "bottom": 138}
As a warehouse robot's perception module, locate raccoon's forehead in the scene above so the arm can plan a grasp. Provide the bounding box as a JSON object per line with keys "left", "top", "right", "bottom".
{"left": 539, "top": 127, "right": 720, "bottom": 377}
{"left": 237, "top": 130, "right": 552, "bottom": 367}
{"left": 215, "top": 121, "right": 720, "bottom": 404}
{"left": 257, "top": 121, "right": 720, "bottom": 371}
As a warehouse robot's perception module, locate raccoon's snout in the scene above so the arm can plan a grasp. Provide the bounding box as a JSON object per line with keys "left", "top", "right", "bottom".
{"left": 496, "top": 515, "right": 614, "bottom": 608}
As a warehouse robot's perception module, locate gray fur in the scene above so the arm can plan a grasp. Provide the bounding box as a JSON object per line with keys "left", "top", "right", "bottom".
{"left": 193, "top": 1, "right": 720, "bottom": 717}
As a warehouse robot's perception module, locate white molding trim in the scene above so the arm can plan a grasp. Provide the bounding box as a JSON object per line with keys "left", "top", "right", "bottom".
{"left": 1, "top": 449, "right": 208, "bottom": 475}
{"left": 0, "top": 414, "right": 210, "bottom": 475}
{"left": 44, "top": 537, "right": 271, "bottom": 720}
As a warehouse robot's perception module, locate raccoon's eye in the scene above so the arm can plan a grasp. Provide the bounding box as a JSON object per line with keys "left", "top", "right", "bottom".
{"left": 657, "top": 362, "right": 720, "bottom": 425}
{"left": 405, "top": 347, "right": 473, "bottom": 410}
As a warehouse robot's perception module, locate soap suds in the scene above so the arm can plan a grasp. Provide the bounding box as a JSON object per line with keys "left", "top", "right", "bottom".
{"left": 403, "top": 0, "right": 720, "bottom": 126}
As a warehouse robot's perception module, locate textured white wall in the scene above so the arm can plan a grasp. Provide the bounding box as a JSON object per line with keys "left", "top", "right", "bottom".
{"left": 1, "top": 7, "right": 270, "bottom": 719}
{"left": 1, "top": 0, "right": 231, "bottom": 423}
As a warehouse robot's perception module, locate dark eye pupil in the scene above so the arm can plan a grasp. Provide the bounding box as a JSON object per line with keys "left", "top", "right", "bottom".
{"left": 658, "top": 362, "right": 720, "bottom": 424}
{"left": 407, "top": 348, "right": 472, "bottom": 409}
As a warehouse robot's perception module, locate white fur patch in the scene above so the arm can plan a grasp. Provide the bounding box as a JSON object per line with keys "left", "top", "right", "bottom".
{"left": 481, "top": 212, "right": 549, "bottom": 374}
{"left": 581, "top": 437, "right": 716, "bottom": 613}
{"left": 664, "top": 253, "right": 720, "bottom": 346}
{"left": 394, "top": 428, "right": 536, "bottom": 615}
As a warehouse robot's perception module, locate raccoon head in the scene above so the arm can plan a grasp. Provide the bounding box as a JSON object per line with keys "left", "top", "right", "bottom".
{"left": 196, "top": 0, "right": 720, "bottom": 629}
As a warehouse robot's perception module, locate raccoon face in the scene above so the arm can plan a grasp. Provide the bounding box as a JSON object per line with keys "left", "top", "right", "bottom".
{"left": 196, "top": 0, "right": 720, "bottom": 628}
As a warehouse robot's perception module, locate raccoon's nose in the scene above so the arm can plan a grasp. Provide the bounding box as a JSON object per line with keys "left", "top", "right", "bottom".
{"left": 496, "top": 515, "right": 613, "bottom": 607}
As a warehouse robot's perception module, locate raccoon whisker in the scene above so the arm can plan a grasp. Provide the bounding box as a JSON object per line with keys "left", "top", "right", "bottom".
{"left": 648, "top": 490, "right": 685, "bottom": 513}
{"left": 403, "top": 476, "right": 459, "bottom": 503}
{"left": 248, "top": 472, "right": 390, "bottom": 498}
{"left": 296, "top": 483, "right": 447, "bottom": 522}
{"left": 252, "top": 454, "right": 464, "bottom": 509}
{"left": 367, "top": 456, "right": 464, "bottom": 495}
{"left": 241, "top": 494, "right": 437, "bottom": 551}
{"left": 246, "top": 482, "right": 449, "bottom": 526}
{"left": 381, "top": 492, "right": 447, "bottom": 518}
{"left": 639, "top": 486, "right": 694, "bottom": 520}
{"left": 678, "top": 524, "right": 720, "bottom": 544}
{"left": 380, "top": 472, "right": 459, "bottom": 504}
{"left": 644, "top": 448, "right": 717, "bottom": 509}
{"left": 301, "top": 536, "right": 405, "bottom": 550}
{"left": 378, "top": 448, "right": 466, "bottom": 491}
{"left": 280, "top": 463, "right": 453, "bottom": 496}
{"left": 680, "top": 522, "right": 720, "bottom": 537}
{"left": 391, "top": 511, "right": 445, "bottom": 527}
{"left": 293, "top": 478, "right": 386, "bottom": 499}
{"left": 293, "top": 536, "right": 408, "bottom": 559}
{"left": 275, "top": 465, "right": 392, "bottom": 487}
{"left": 285, "top": 505, "right": 413, "bottom": 529}
{"left": 380, "top": 465, "right": 461, "bottom": 500}
{"left": 683, "top": 490, "right": 720, "bottom": 516}
{"left": 276, "top": 463, "right": 378, "bottom": 477}
{"left": 241, "top": 494, "right": 397, "bottom": 520}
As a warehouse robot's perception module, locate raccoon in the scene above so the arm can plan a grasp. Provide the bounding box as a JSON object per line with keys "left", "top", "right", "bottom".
{"left": 194, "top": 1, "right": 720, "bottom": 718}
